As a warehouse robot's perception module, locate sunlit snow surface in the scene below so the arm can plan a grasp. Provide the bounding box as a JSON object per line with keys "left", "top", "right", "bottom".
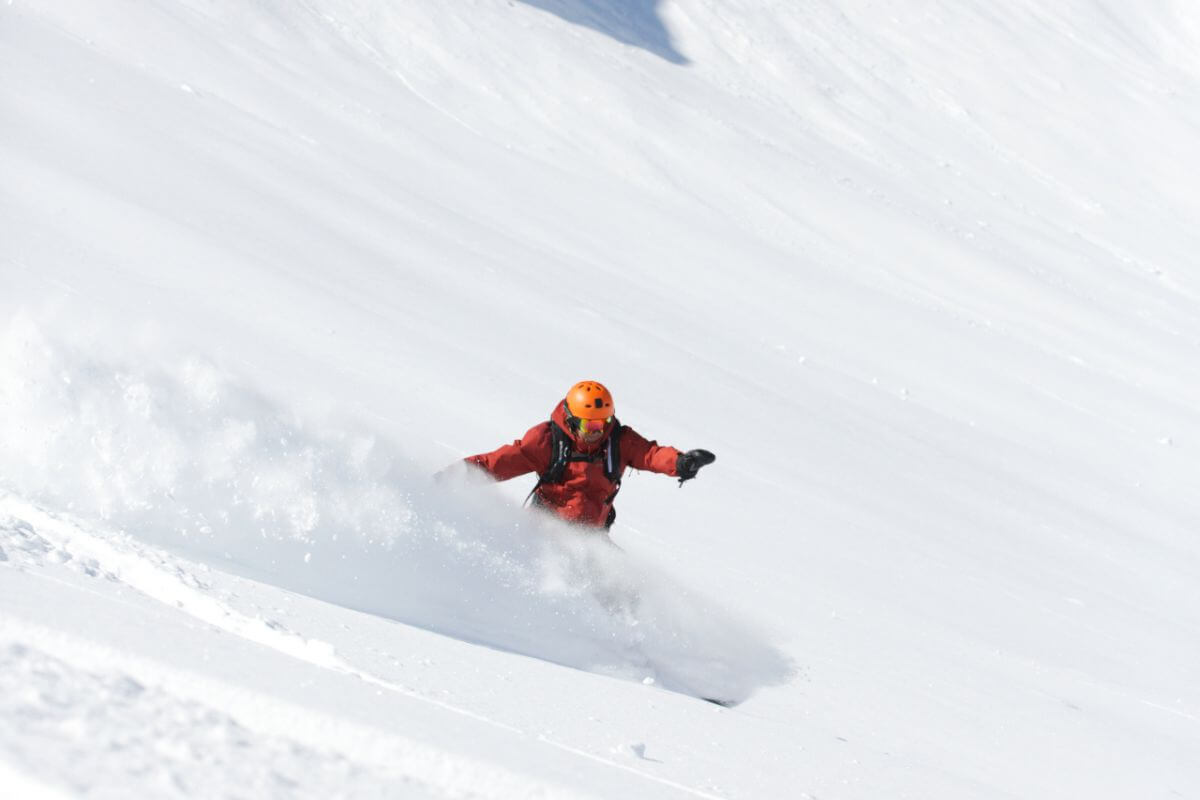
{"left": 2, "top": 0, "right": 1200, "bottom": 798}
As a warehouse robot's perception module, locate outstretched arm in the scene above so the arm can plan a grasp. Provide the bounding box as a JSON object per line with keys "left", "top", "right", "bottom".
{"left": 621, "top": 427, "right": 682, "bottom": 475}
{"left": 622, "top": 428, "right": 715, "bottom": 485}
{"left": 464, "top": 422, "right": 553, "bottom": 481}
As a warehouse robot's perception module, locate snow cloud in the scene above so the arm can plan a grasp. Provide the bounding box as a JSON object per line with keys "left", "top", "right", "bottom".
{"left": 0, "top": 311, "right": 792, "bottom": 703}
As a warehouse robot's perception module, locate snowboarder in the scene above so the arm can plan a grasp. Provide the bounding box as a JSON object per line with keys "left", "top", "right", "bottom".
{"left": 460, "top": 381, "right": 715, "bottom": 530}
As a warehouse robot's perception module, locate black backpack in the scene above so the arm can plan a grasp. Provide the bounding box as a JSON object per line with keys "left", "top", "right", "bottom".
{"left": 524, "top": 418, "right": 624, "bottom": 507}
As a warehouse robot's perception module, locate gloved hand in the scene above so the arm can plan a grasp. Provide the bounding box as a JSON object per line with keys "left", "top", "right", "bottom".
{"left": 676, "top": 449, "right": 716, "bottom": 485}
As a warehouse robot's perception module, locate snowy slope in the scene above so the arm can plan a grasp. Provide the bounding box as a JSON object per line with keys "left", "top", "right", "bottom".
{"left": 3, "top": 0, "right": 1200, "bottom": 797}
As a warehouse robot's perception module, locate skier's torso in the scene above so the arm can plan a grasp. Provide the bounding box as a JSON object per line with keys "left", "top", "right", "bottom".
{"left": 465, "top": 404, "right": 681, "bottom": 528}
{"left": 533, "top": 417, "right": 624, "bottom": 527}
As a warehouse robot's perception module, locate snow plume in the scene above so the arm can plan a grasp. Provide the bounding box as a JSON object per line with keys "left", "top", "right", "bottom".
{"left": 0, "top": 311, "right": 413, "bottom": 548}
{"left": 0, "top": 312, "right": 792, "bottom": 702}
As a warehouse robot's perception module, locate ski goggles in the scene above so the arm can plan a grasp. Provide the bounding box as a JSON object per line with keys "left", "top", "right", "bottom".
{"left": 576, "top": 416, "right": 613, "bottom": 435}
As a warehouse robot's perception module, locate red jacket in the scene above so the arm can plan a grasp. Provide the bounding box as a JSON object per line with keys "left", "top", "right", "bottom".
{"left": 465, "top": 404, "right": 681, "bottom": 527}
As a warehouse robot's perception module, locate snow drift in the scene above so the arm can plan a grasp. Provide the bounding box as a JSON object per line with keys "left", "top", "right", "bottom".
{"left": 0, "top": 311, "right": 792, "bottom": 702}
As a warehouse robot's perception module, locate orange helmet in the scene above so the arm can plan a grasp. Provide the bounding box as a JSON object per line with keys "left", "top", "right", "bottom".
{"left": 565, "top": 380, "right": 614, "bottom": 420}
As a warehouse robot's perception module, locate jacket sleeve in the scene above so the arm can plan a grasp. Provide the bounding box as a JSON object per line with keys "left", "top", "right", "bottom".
{"left": 464, "top": 422, "right": 553, "bottom": 481}
{"left": 620, "top": 426, "right": 681, "bottom": 476}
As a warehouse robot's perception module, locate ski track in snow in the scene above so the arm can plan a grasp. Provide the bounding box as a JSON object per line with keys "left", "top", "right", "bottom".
{"left": 0, "top": 617, "right": 577, "bottom": 800}
{"left": 0, "top": 496, "right": 732, "bottom": 800}
{"left": 0, "top": 637, "right": 447, "bottom": 800}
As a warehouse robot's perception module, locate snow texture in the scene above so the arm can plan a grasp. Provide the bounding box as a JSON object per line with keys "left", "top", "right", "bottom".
{"left": 2, "top": 0, "right": 1200, "bottom": 797}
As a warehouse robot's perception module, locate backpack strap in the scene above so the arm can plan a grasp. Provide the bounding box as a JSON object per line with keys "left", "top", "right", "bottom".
{"left": 602, "top": 422, "right": 624, "bottom": 504}
{"left": 545, "top": 422, "right": 575, "bottom": 484}
{"left": 604, "top": 422, "right": 622, "bottom": 481}
{"left": 523, "top": 422, "right": 567, "bottom": 506}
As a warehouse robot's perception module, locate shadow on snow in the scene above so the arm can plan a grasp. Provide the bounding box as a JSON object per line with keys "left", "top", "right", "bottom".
{"left": 517, "top": 0, "right": 689, "bottom": 64}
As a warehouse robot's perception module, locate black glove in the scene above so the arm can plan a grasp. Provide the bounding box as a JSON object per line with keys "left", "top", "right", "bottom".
{"left": 676, "top": 449, "right": 715, "bottom": 485}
